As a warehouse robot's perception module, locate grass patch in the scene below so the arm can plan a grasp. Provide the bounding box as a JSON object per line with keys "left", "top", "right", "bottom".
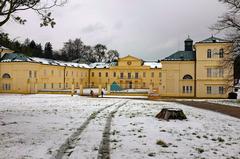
{"left": 156, "top": 140, "right": 168, "bottom": 147}
{"left": 217, "top": 137, "right": 225, "bottom": 142}
{"left": 148, "top": 152, "right": 156, "bottom": 157}
{"left": 196, "top": 148, "right": 204, "bottom": 154}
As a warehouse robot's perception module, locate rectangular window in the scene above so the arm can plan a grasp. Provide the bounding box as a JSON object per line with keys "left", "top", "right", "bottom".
{"left": 135, "top": 72, "right": 139, "bottom": 79}
{"left": 151, "top": 72, "right": 154, "bottom": 78}
{"left": 113, "top": 72, "right": 116, "bottom": 77}
{"left": 207, "top": 68, "right": 224, "bottom": 77}
{"left": 159, "top": 72, "right": 162, "bottom": 78}
{"left": 219, "top": 49, "right": 224, "bottom": 58}
{"left": 120, "top": 73, "right": 124, "bottom": 79}
{"left": 207, "top": 86, "right": 212, "bottom": 94}
{"left": 3, "top": 84, "right": 11, "bottom": 90}
{"left": 99, "top": 72, "right": 101, "bottom": 77}
{"left": 207, "top": 68, "right": 212, "bottom": 77}
{"left": 219, "top": 86, "right": 224, "bottom": 94}
{"left": 128, "top": 73, "right": 131, "bottom": 79}
{"left": 183, "top": 86, "right": 186, "bottom": 93}
{"left": 190, "top": 86, "right": 193, "bottom": 93}
{"left": 186, "top": 86, "right": 189, "bottom": 93}
{"left": 143, "top": 82, "right": 146, "bottom": 88}
{"left": 29, "top": 70, "right": 32, "bottom": 78}
{"left": 92, "top": 72, "right": 94, "bottom": 77}
{"left": 207, "top": 49, "right": 212, "bottom": 58}
{"left": 34, "top": 71, "right": 37, "bottom": 78}
{"left": 106, "top": 72, "right": 108, "bottom": 77}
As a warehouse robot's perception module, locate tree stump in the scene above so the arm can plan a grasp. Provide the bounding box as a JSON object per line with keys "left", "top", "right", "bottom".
{"left": 155, "top": 108, "right": 187, "bottom": 120}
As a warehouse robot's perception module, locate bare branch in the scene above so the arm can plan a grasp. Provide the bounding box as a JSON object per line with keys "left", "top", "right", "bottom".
{"left": 0, "top": 0, "right": 67, "bottom": 27}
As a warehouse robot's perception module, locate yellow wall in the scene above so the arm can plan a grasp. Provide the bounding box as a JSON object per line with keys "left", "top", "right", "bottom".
{"left": 195, "top": 42, "right": 233, "bottom": 98}
{"left": 161, "top": 61, "right": 195, "bottom": 97}
{"left": 0, "top": 62, "right": 89, "bottom": 93}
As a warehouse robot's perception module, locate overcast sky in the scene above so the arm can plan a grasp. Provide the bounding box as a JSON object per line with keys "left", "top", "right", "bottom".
{"left": 2, "top": 0, "right": 226, "bottom": 60}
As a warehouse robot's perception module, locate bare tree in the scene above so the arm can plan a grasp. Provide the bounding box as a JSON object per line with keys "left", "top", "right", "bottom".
{"left": 212, "top": 0, "right": 240, "bottom": 88}
{"left": 0, "top": 0, "right": 67, "bottom": 27}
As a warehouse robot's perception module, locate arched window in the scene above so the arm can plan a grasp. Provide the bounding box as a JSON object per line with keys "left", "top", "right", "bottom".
{"left": 2, "top": 73, "right": 11, "bottom": 79}
{"left": 183, "top": 74, "right": 193, "bottom": 80}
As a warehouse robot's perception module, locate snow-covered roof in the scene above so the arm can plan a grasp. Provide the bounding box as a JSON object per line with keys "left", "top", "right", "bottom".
{"left": 30, "top": 57, "right": 90, "bottom": 68}
{"left": 89, "top": 62, "right": 117, "bottom": 68}
{"left": 0, "top": 45, "right": 10, "bottom": 50}
{"left": 143, "top": 62, "right": 162, "bottom": 68}
{"left": 1, "top": 53, "right": 90, "bottom": 68}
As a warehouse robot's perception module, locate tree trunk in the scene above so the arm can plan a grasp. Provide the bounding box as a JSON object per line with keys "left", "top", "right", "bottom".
{"left": 156, "top": 108, "right": 187, "bottom": 120}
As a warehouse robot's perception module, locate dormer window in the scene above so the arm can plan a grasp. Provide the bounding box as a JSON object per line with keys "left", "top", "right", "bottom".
{"left": 219, "top": 48, "right": 224, "bottom": 58}
{"left": 207, "top": 49, "right": 212, "bottom": 58}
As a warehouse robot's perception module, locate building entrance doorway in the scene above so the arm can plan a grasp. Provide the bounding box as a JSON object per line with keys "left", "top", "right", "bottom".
{"left": 129, "top": 81, "right": 132, "bottom": 89}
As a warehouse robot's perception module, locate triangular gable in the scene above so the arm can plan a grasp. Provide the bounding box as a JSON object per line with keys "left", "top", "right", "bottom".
{"left": 119, "top": 55, "right": 142, "bottom": 61}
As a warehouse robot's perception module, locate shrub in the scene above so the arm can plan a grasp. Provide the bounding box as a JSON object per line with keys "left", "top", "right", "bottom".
{"left": 228, "top": 92, "right": 237, "bottom": 99}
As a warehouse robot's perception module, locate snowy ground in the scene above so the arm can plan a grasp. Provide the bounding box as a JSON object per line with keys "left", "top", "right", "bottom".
{"left": 0, "top": 94, "right": 239, "bottom": 159}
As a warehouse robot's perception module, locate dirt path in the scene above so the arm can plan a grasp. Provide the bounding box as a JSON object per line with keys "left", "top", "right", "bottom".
{"left": 53, "top": 101, "right": 122, "bottom": 159}
{"left": 174, "top": 101, "right": 240, "bottom": 119}
{"left": 97, "top": 101, "right": 128, "bottom": 159}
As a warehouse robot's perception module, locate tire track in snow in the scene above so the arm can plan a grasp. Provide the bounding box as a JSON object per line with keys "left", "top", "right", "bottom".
{"left": 53, "top": 101, "right": 123, "bottom": 159}
{"left": 97, "top": 101, "right": 128, "bottom": 159}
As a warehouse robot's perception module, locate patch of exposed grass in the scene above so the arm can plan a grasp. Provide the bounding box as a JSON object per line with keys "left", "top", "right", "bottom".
{"left": 156, "top": 140, "right": 168, "bottom": 147}
{"left": 217, "top": 137, "right": 225, "bottom": 142}
{"left": 196, "top": 147, "right": 204, "bottom": 153}
{"left": 148, "top": 152, "right": 156, "bottom": 157}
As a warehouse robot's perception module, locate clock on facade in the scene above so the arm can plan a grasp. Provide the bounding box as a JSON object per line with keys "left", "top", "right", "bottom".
{"left": 127, "top": 61, "right": 132, "bottom": 65}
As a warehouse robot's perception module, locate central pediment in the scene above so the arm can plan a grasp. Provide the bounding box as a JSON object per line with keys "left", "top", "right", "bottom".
{"left": 117, "top": 55, "right": 143, "bottom": 67}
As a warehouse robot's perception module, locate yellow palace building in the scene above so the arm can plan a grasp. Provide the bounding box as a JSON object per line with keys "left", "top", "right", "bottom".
{"left": 0, "top": 36, "right": 233, "bottom": 98}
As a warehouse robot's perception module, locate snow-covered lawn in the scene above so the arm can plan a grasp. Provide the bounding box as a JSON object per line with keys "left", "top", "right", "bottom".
{"left": 0, "top": 94, "right": 239, "bottom": 159}
{"left": 111, "top": 101, "right": 240, "bottom": 159}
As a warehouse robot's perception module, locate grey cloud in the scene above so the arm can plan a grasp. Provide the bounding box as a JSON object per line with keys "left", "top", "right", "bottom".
{"left": 81, "top": 23, "right": 106, "bottom": 34}
{"left": 2, "top": 0, "right": 227, "bottom": 60}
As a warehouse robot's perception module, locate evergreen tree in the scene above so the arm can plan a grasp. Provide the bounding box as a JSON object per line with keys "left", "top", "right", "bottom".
{"left": 36, "top": 44, "right": 43, "bottom": 57}
{"left": 44, "top": 42, "right": 53, "bottom": 59}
